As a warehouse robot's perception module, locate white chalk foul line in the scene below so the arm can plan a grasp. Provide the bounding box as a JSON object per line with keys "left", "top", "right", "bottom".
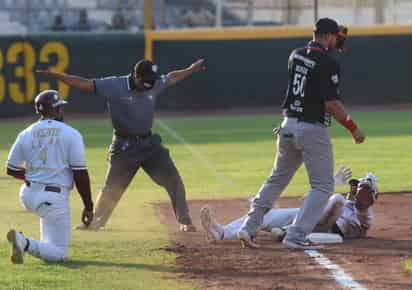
{"left": 305, "top": 250, "right": 367, "bottom": 290}
{"left": 156, "top": 119, "right": 241, "bottom": 191}
{"left": 157, "top": 120, "right": 365, "bottom": 289}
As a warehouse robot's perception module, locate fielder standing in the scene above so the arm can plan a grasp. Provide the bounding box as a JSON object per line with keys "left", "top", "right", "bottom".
{"left": 37, "top": 59, "right": 205, "bottom": 232}
{"left": 6, "top": 90, "right": 94, "bottom": 263}
{"left": 238, "top": 18, "right": 365, "bottom": 250}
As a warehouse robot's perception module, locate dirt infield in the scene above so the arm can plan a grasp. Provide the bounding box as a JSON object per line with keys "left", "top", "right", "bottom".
{"left": 155, "top": 193, "right": 412, "bottom": 290}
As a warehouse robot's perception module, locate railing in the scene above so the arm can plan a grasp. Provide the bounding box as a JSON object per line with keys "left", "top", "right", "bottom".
{"left": 0, "top": 0, "right": 411, "bottom": 35}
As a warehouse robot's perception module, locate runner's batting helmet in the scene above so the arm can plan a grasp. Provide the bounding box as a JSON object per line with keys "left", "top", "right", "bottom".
{"left": 34, "top": 90, "right": 67, "bottom": 115}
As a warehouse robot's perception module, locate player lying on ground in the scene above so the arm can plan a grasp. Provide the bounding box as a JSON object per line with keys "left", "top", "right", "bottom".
{"left": 5, "top": 90, "right": 94, "bottom": 263}
{"left": 200, "top": 170, "right": 378, "bottom": 244}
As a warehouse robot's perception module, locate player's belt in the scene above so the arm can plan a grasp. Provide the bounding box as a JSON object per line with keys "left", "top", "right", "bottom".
{"left": 25, "top": 181, "right": 61, "bottom": 193}
{"left": 115, "top": 130, "right": 152, "bottom": 139}
{"left": 285, "top": 114, "right": 326, "bottom": 126}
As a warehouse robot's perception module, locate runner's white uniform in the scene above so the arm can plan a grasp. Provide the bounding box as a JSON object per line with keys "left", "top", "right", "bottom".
{"left": 7, "top": 119, "right": 86, "bottom": 261}
{"left": 222, "top": 194, "right": 373, "bottom": 240}
{"left": 335, "top": 199, "right": 373, "bottom": 238}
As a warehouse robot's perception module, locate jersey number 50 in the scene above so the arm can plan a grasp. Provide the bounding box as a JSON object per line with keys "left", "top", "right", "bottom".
{"left": 292, "top": 72, "right": 306, "bottom": 98}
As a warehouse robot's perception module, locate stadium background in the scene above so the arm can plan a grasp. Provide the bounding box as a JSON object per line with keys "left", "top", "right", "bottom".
{"left": 0, "top": 0, "right": 411, "bottom": 117}
{"left": 1, "top": 1, "right": 412, "bottom": 290}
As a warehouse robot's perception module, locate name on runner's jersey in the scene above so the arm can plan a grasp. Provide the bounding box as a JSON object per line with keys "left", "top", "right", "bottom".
{"left": 32, "top": 128, "right": 61, "bottom": 138}
{"left": 293, "top": 54, "right": 316, "bottom": 69}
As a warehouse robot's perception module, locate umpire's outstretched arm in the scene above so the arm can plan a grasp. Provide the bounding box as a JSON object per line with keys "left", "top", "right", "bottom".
{"left": 36, "top": 70, "right": 94, "bottom": 92}
{"left": 167, "top": 59, "right": 205, "bottom": 86}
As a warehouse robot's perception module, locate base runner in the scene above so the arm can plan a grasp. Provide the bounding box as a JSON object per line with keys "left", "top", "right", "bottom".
{"left": 5, "top": 90, "right": 94, "bottom": 263}
{"left": 200, "top": 171, "right": 377, "bottom": 244}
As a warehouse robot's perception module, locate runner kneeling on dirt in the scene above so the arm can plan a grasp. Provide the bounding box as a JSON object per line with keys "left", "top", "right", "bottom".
{"left": 200, "top": 169, "right": 378, "bottom": 243}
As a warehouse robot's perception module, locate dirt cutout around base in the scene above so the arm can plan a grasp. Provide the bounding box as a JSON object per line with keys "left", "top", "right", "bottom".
{"left": 155, "top": 194, "right": 412, "bottom": 290}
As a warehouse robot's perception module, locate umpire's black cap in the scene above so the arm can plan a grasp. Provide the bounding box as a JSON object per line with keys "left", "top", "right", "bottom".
{"left": 314, "top": 18, "right": 339, "bottom": 34}
{"left": 134, "top": 59, "right": 160, "bottom": 81}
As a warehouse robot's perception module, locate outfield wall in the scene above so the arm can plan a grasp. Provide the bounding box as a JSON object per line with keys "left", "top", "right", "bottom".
{"left": 149, "top": 26, "right": 412, "bottom": 109}
{"left": 0, "top": 26, "right": 411, "bottom": 117}
{"left": 0, "top": 32, "right": 145, "bottom": 118}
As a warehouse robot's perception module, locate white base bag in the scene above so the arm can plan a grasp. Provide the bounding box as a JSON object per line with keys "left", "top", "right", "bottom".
{"left": 307, "top": 233, "right": 343, "bottom": 244}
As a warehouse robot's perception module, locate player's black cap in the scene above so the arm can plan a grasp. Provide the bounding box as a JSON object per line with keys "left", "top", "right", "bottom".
{"left": 314, "top": 18, "right": 339, "bottom": 34}
{"left": 134, "top": 59, "right": 160, "bottom": 81}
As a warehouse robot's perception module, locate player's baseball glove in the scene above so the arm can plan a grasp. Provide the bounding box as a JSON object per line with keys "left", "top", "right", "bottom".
{"left": 336, "top": 25, "right": 348, "bottom": 52}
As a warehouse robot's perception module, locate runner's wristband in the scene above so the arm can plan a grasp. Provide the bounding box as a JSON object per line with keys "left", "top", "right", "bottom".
{"left": 342, "top": 116, "right": 358, "bottom": 133}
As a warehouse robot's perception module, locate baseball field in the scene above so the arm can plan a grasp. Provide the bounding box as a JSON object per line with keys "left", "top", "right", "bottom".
{"left": 1, "top": 108, "right": 412, "bottom": 289}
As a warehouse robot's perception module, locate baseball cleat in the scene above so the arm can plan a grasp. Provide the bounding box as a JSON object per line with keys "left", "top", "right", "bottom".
{"left": 6, "top": 229, "right": 27, "bottom": 264}
{"left": 75, "top": 218, "right": 105, "bottom": 231}
{"left": 179, "top": 223, "right": 197, "bottom": 232}
{"left": 237, "top": 230, "right": 259, "bottom": 249}
{"left": 282, "top": 238, "right": 324, "bottom": 250}
{"left": 200, "top": 206, "right": 224, "bottom": 242}
{"left": 74, "top": 223, "right": 102, "bottom": 231}
{"left": 270, "top": 227, "right": 286, "bottom": 242}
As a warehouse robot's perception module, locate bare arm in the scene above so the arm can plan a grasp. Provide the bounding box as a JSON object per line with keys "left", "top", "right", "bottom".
{"left": 167, "top": 59, "right": 205, "bottom": 86}
{"left": 73, "top": 169, "right": 94, "bottom": 226}
{"left": 325, "top": 100, "right": 365, "bottom": 144}
{"left": 36, "top": 70, "right": 94, "bottom": 92}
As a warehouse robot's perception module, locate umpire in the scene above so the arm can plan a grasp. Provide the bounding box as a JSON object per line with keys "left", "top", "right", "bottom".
{"left": 237, "top": 18, "right": 365, "bottom": 249}
{"left": 37, "top": 58, "right": 205, "bottom": 232}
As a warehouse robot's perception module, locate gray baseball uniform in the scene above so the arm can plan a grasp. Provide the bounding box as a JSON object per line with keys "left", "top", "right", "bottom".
{"left": 89, "top": 74, "right": 193, "bottom": 228}
{"left": 240, "top": 41, "right": 340, "bottom": 244}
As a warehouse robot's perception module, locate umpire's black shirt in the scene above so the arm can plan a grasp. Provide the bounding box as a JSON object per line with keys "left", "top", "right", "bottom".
{"left": 282, "top": 41, "right": 341, "bottom": 126}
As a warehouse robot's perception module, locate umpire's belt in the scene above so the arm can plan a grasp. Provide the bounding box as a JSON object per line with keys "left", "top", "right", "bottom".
{"left": 25, "top": 181, "right": 61, "bottom": 193}
{"left": 115, "top": 130, "right": 152, "bottom": 140}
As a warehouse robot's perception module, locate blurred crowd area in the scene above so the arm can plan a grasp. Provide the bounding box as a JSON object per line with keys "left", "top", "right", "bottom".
{"left": 0, "top": 0, "right": 412, "bottom": 34}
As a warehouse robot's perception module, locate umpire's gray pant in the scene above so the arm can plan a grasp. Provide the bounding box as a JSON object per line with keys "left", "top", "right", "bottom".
{"left": 92, "top": 134, "right": 193, "bottom": 228}
{"left": 240, "top": 117, "right": 334, "bottom": 242}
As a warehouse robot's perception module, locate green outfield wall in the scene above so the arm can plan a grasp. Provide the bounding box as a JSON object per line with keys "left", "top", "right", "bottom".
{"left": 150, "top": 26, "right": 412, "bottom": 109}
{"left": 0, "top": 32, "right": 145, "bottom": 118}
{"left": 0, "top": 27, "right": 411, "bottom": 117}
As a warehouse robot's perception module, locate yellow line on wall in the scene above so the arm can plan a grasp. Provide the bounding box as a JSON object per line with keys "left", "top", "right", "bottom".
{"left": 147, "top": 25, "right": 412, "bottom": 42}
{"left": 144, "top": 24, "right": 412, "bottom": 61}
{"left": 147, "top": 26, "right": 312, "bottom": 41}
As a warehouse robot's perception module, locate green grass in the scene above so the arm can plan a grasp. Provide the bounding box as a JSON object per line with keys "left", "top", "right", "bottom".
{"left": 404, "top": 259, "right": 412, "bottom": 273}
{"left": 0, "top": 110, "right": 411, "bottom": 289}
